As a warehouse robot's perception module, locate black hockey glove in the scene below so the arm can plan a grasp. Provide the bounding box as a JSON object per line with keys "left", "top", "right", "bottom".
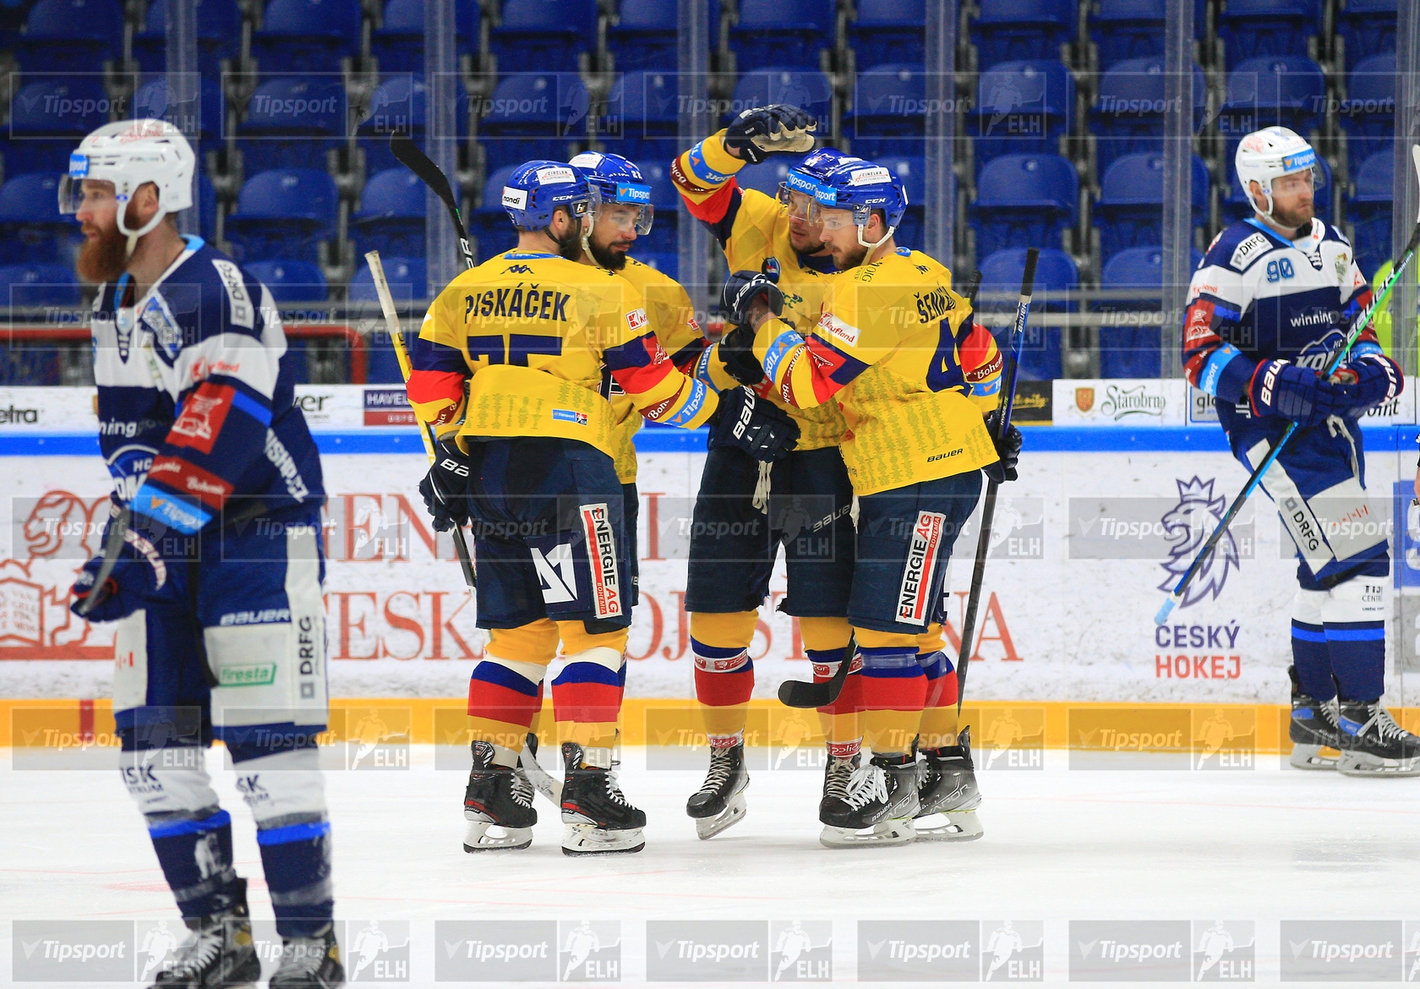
{"left": 1249, "top": 358, "right": 1343, "bottom": 426}
{"left": 982, "top": 409, "right": 1022, "bottom": 484}
{"left": 709, "top": 386, "right": 799, "bottom": 463}
{"left": 419, "top": 439, "right": 473, "bottom": 532}
{"left": 1330, "top": 353, "right": 1402, "bottom": 415}
{"left": 720, "top": 268, "right": 784, "bottom": 326}
{"left": 723, "top": 104, "right": 818, "bottom": 164}
{"left": 70, "top": 503, "right": 179, "bottom": 623}
{"left": 718, "top": 322, "right": 766, "bottom": 386}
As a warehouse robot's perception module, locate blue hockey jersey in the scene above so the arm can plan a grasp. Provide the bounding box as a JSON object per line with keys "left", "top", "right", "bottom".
{"left": 92, "top": 236, "right": 324, "bottom": 532}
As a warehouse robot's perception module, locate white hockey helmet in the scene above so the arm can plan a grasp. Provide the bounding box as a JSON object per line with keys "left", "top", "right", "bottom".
{"left": 59, "top": 119, "right": 195, "bottom": 241}
{"left": 1234, "top": 126, "right": 1324, "bottom": 221}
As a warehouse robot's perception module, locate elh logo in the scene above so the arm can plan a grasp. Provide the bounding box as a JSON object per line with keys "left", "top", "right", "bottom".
{"left": 770, "top": 920, "right": 832, "bottom": 982}
{"left": 1192, "top": 920, "right": 1254, "bottom": 982}
{"left": 981, "top": 920, "right": 1044, "bottom": 981}
{"left": 558, "top": 919, "right": 620, "bottom": 982}
{"left": 347, "top": 920, "right": 411, "bottom": 982}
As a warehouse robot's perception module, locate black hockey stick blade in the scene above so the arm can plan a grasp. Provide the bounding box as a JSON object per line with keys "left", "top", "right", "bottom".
{"left": 777, "top": 636, "right": 856, "bottom": 708}
{"left": 389, "top": 132, "right": 475, "bottom": 270}
{"left": 76, "top": 505, "right": 131, "bottom": 616}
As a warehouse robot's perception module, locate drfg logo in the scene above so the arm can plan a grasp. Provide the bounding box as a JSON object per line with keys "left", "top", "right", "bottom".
{"left": 1069, "top": 920, "right": 1191, "bottom": 981}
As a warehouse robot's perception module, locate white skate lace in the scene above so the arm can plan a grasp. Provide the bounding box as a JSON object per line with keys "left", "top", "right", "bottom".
{"left": 159, "top": 924, "right": 223, "bottom": 977}
{"left": 841, "top": 764, "right": 888, "bottom": 810}
{"left": 603, "top": 770, "right": 632, "bottom": 807}
{"left": 1369, "top": 706, "right": 1412, "bottom": 742}
{"left": 272, "top": 935, "right": 330, "bottom": 981}
{"left": 510, "top": 768, "right": 534, "bottom": 809}
{"left": 823, "top": 757, "right": 855, "bottom": 802}
{"left": 752, "top": 462, "right": 772, "bottom": 514}
{"left": 696, "top": 748, "right": 735, "bottom": 795}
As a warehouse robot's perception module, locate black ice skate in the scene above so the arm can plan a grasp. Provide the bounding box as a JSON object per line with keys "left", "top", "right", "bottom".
{"left": 686, "top": 742, "right": 749, "bottom": 839}
{"left": 520, "top": 731, "right": 563, "bottom": 805}
{"left": 1288, "top": 666, "right": 1343, "bottom": 770}
{"left": 1337, "top": 700, "right": 1420, "bottom": 776}
{"left": 268, "top": 924, "right": 345, "bottom": 988}
{"left": 463, "top": 739, "right": 537, "bottom": 851}
{"left": 818, "top": 753, "right": 920, "bottom": 848}
{"left": 915, "top": 727, "right": 985, "bottom": 841}
{"left": 149, "top": 877, "right": 261, "bottom": 988}
{"left": 819, "top": 752, "right": 859, "bottom": 821}
{"left": 560, "top": 742, "right": 646, "bottom": 854}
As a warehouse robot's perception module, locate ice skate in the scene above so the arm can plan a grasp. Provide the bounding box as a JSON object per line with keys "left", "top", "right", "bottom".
{"left": 148, "top": 878, "right": 261, "bottom": 988}
{"left": 1288, "top": 666, "right": 1343, "bottom": 770}
{"left": 268, "top": 923, "right": 344, "bottom": 988}
{"left": 560, "top": 742, "right": 646, "bottom": 854}
{"left": 915, "top": 727, "right": 984, "bottom": 841}
{"left": 819, "top": 752, "right": 859, "bottom": 821}
{"left": 818, "top": 754, "right": 919, "bottom": 848}
{"left": 463, "top": 740, "right": 537, "bottom": 851}
{"left": 1337, "top": 701, "right": 1420, "bottom": 776}
{"left": 520, "top": 731, "right": 563, "bottom": 805}
{"left": 685, "top": 742, "right": 749, "bottom": 839}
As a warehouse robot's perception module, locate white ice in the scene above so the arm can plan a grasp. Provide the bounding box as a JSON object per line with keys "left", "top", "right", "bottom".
{"left": 4, "top": 745, "right": 1420, "bottom": 987}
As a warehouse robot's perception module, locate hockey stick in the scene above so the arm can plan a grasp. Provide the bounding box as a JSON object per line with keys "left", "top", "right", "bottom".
{"left": 1156, "top": 144, "right": 1420, "bottom": 625}
{"left": 364, "top": 250, "right": 477, "bottom": 591}
{"left": 956, "top": 252, "right": 1037, "bottom": 713}
{"left": 76, "top": 504, "right": 132, "bottom": 616}
{"left": 776, "top": 269, "right": 990, "bottom": 710}
{"left": 389, "top": 133, "right": 475, "bottom": 271}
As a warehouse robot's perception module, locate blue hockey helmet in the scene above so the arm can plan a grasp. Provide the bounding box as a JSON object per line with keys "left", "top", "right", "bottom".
{"left": 568, "top": 151, "right": 654, "bottom": 234}
{"left": 501, "top": 159, "right": 591, "bottom": 230}
{"left": 777, "top": 147, "right": 847, "bottom": 218}
{"left": 811, "top": 156, "right": 908, "bottom": 248}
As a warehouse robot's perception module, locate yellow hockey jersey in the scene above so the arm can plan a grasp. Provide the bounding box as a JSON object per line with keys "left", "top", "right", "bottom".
{"left": 407, "top": 250, "right": 716, "bottom": 460}
{"left": 751, "top": 247, "right": 1003, "bottom": 495}
{"left": 673, "top": 131, "right": 846, "bottom": 450}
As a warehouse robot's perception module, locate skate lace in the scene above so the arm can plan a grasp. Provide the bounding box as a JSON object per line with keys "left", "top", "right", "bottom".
{"left": 510, "top": 768, "right": 534, "bottom": 809}
{"left": 1370, "top": 706, "right": 1410, "bottom": 742}
{"left": 602, "top": 769, "right": 632, "bottom": 807}
{"left": 696, "top": 748, "right": 734, "bottom": 795}
{"left": 823, "top": 757, "right": 855, "bottom": 801}
{"left": 841, "top": 764, "right": 888, "bottom": 810}
{"left": 272, "top": 936, "right": 329, "bottom": 980}
{"left": 160, "top": 924, "right": 223, "bottom": 978}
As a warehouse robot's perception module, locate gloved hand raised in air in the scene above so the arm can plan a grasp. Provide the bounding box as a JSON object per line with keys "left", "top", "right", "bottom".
{"left": 982, "top": 409, "right": 1022, "bottom": 484}
{"left": 70, "top": 502, "right": 181, "bottom": 623}
{"left": 419, "top": 438, "right": 473, "bottom": 532}
{"left": 1249, "top": 358, "right": 1343, "bottom": 426}
{"left": 723, "top": 105, "right": 818, "bottom": 164}
{"left": 1329, "top": 352, "right": 1402, "bottom": 415}
{"left": 709, "top": 386, "right": 799, "bottom": 462}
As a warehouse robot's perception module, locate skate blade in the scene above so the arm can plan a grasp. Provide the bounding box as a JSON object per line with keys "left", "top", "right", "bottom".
{"left": 1337, "top": 752, "right": 1420, "bottom": 777}
{"left": 693, "top": 792, "right": 748, "bottom": 840}
{"left": 561, "top": 823, "right": 646, "bottom": 855}
{"left": 1288, "top": 743, "right": 1340, "bottom": 770}
{"left": 818, "top": 818, "right": 916, "bottom": 849}
{"left": 462, "top": 819, "right": 533, "bottom": 851}
{"left": 913, "top": 808, "right": 984, "bottom": 841}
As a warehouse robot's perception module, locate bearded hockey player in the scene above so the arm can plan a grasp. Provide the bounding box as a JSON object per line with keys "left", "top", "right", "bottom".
{"left": 64, "top": 119, "right": 343, "bottom": 987}
{"left": 720, "top": 156, "right": 1021, "bottom": 846}
{"left": 1183, "top": 126, "right": 1417, "bottom": 775}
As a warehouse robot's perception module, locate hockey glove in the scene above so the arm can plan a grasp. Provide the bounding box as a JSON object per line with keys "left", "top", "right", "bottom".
{"left": 709, "top": 386, "right": 799, "bottom": 462}
{"left": 1330, "top": 354, "right": 1402, "bottom": 415}
{"left": 723, "top": 105, "right": 818, "bottom": 164}
{"left": 1249, "top": 358, "right": 1343, "bottom": 426}
{"left": 718, "top": 322, "right": 767, "bottom": 386}
{"left": 982, "top": 409, "right": 1023, "bottom": 484}
{"left": 721, "top": 268, "right": 785, "bottom": 327}
{"left": 419, "top": 439, "right": 473, "bottom": 532}
{"left": 70, "top": 509, "right": 174, "bottom": 623}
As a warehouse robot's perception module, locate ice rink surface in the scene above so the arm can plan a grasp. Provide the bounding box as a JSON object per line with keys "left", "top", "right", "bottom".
{"left": 5, "top": 745, "right": 1420, "bottom": 987}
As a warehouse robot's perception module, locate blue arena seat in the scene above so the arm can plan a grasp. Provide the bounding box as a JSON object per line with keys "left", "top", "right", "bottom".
{"left": 133, "top": 76, "right": 225, "bottom": 144}
{"left": 476, "top": 72, "right": 591, "bottom": 173}
{"left": 1094, "top": 153, "right": 1209, "bottom": 260}
{"left": 490, "top": 0, "right": 598, "bottom": 67}
{"left": 243, "top": 259, "right": 328, "bottom": 304}
{"left": 0, "top": 264, "right": 81, "bottom": 384}
{"left": 194, "top": 171, "right": 218, "bottom": 241}
{"left": 608, "top": 0, "right": 720, "bottom": 72}
{"left": 849, "top": 0, "right": 925, "bottom": 69}
{"left": 977, "top": 247, "right": 1076, "bottom": 380}
{"left": 20, "top": 0, "right": 122, "bottom": 73}
{"left": 1219, "top": 56, "right": 1326, "bottom": 158}
{"left": 1089, "top": 0, "right": 1204, "bottom": 68}
{"left": 238, "top": 76, "right": 347, "bottom": 175}
{"left": 1090, "top": 56, "right": 1207, "bottom": 176}
{"left": 373, "top": 0, "right": 478, "bottom": 74}
{"left": 1338, "top": 0, "right": 1397, "bottom": 71}
{"left": 970, "top": 0, "right": 1075, "bottom": 69}
{"left": 252, "top": 0, "right": 362, "bottom": 75}
{"left": 471, "top": 164, "right": 520, "bottom": 260}
{"left": 606, "top": 70, "right": 680, "bottom": 154}
{"left": 226, "top": 169, "right": 338, "bottom": 265}
{"left": 0, "top": 263, "right": 80, "bottom": 308}
{"left": 728, "top": 68, "right": 836, "bottom": 142}
{"left": 351, "top": 168, "right": 426, "bottom": 259}
{"left": 730, "top": 0, "right": 834, "bottom": 69}
{"left": 970, "top": 153, "right": 1077, "bottom": 257}
{"left": 1340, "top": 53, "right": 1396, "bottom": 176}
{"left": 0, "top": 173, "right": 78, "bottom": 265}
{"left": 874, "top": 152, "right": 933, "bottom": 248}
{"left": 734, "top": 159, "right": 794, "bottom": 198}
{"left": 357, "top": 75, "right": 470, "bottom": 175}
{"left": 1097, "top": 245, "right": 1205, "bottom": 378}
{"left": 969, "top": 60, "right": 1074, "bottom": 171}
{"left": 1347, "top": 151, "right": 1395, "bottom": 278}
{"left": 133, "top": 0, "right": 242, "bottom": 76}
{"left": 6, "top": 78, "right": 110, "bottom": 175}
{"left": 348, "top": 255, "right": 425, "bottom": 302}
{"left": 1219, "top": 0, "right": 1320, "bottom": 69}
{"left": 846, "top": 63, "right": 925, "bottom": 159}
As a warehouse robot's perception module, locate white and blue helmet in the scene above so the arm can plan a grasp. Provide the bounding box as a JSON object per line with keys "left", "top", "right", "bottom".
{"left": 568, "top": 151, "right": 653, "bottom": 234}
{"left": 1235, "top": 126, "right": 1324, "bottom": 222}
{"left": 501, "top": 159, "right": 591, "bottom": 230}
{"left": 808, "top": 156, "right": 908, "bottom": 248}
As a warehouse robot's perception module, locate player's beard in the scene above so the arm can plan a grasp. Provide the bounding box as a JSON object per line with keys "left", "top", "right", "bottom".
{"left": 1273, "top": 201, "right": 1314, "bottom": 233}
{"left": 833, "top": 239, "right": 870, "bottom": 271}
{"left": 553, "top": 220, "right": 584, "bottom": 261}
{"left": 589, "top": 234, "right": 630, "bottom": 271}
{"left": 77, "top": 215, "right": 130, "bottom": 285}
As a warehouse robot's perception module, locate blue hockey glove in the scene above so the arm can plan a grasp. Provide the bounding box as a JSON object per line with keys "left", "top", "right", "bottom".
{"left": 419, "top": 439, "right": 472, "bottom": 532}
{"left": 1330, "top": 354, "right": 1402, "bottom": 415}
{"left": 1249, "top": 358, "right": 1343, "bottom": 425}
{"left": 70, "top": 510, "right": 173, "bottom": 623}
{"left": 982, "top": 409, "right": 1022, "bottom": 484}
{"left": 709, "top": 386, "right": 799, "bottom": 462}
{"left": 723, "top": 105, "right": 817, "bottom": 164}
{"left": 720, "top": 269, "right": 784, "bottom": 327}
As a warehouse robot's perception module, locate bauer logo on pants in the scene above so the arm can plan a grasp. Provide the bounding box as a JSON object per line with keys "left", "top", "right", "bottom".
{"left": 896, "top": 512, "right": 946, "bottom": 625}
{"left": 580, "top": 504, "right": 622, "bottom": 619}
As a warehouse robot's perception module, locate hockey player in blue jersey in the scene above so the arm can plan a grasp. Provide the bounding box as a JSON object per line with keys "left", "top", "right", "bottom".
{"left": 1183, "top": 126, "right": 1418, "bottom": 776}
{"left": 63, "top": 120, "right": 344, "bottom": 987}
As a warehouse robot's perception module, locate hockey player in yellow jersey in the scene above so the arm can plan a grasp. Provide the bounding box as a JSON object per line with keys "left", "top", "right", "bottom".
{"left": 721, "top": 155, "right": 1023, "bottom": 847}
{"left": 406, "top": 160, "right": 797, "bottom": 855}
{"left": 674, "top": 106, "right": 882, "bottom": 839}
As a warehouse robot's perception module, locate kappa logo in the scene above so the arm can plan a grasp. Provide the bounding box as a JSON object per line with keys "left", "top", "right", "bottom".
{"left": 503, "top": 264, "right": 533, "bottom": 275}
{"left": 1157, "top": 477, "right": 1240, "bottom": 609}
